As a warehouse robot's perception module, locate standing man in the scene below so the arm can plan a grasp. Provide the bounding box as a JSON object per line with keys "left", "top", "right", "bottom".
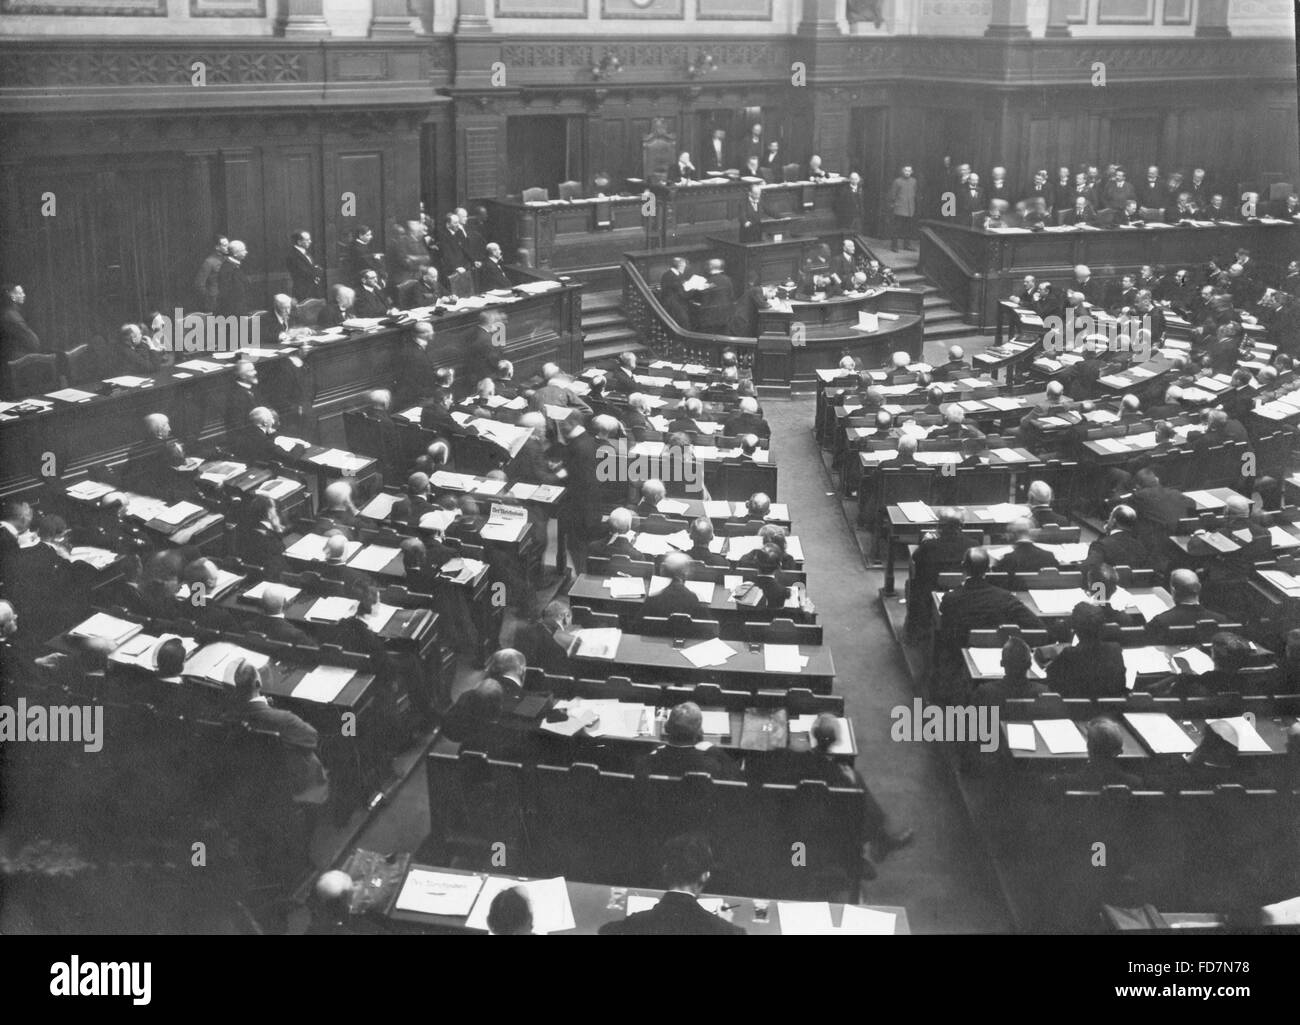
{"left": 705, "top": 127, "right": 728, "bottom": 175}
{"left": 558, "top": 411, "right": 599, "bottom": 577}
{"left": 742, "top": 123, "right": 764, "bottom": 166}
{"left": 836, "top": 171, "right": 867, "bottom": 233}
{"left": 0, "top": 283, "right": 41, "bottom": 360}
{"left": 887, "top": 165, "right": 918, "bottom": 252}
{"left": 195, "top": 234, "right": 229, "bottom": 313}
{"left": 215, "top": 240, "right": 252, "bottom": 317}
{"left": 387, "top": 219, "right": 431, "bottom": 292}
{"left": 659, "top": 256, "right": 694, "bottom": 326}
{"left": 739, "top": 183, "right": 771, "bottom": 244}
{"left": 285, "top": 230, "right": 323, "bottom": 302}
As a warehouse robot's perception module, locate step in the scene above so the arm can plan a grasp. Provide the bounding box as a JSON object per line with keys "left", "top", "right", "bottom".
{"left": 582, "top": 311, "right": 628, "bottom": 331}
{"left": 584, "top": 340, "right": 651, "bottom": 365}
{"left": 584, "top": 325, "right": 640, "bottom": 347}
{"left": 582, "top": 291, "right": 623, "bottom": 315}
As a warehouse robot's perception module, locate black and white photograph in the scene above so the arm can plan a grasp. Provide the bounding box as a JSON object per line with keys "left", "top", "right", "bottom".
{"left": 1, "top": 0, "right": 1298, "bottom": 972}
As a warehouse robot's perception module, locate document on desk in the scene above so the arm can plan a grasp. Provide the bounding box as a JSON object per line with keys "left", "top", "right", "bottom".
{"left": 897, "top": 501, "right": 936, "bottom": 524}
{"left": 984, "top": 396, "right": 1023, "bottom": 411}
{"left": 606, "top": 576, "right": 647, "bottom": 599}
{"left": 68, "top": 545, "right": 119, "bottom": 570}
{"left": 360, "top": 602, "right": 400, "bottom": 634}
{"left": 430, "top": 470, "right": 474, "bottom": 492}
{"left": 704, "top": 500, "right": 733, "bottom": 519}
{"left": 570, "top": 627, "right": 622, "bottom": 660}
{"left": 1170, "top": 647, "right": 1215, "bottom": 676}
{"left": 71, "top": 613, "right": 143, "bottom": 647}
{"left": 1127, "top": 592, "right": 1172, "bottom": 622}
{"left": 304, "top": 596, "right": 360, "bottom": 622}
{"left": 1206, "top": 716, "right": 1271, "bottom": 753}
{"left": 480, "top": 503, "right": 528, "bottom": 543}
{"left": 67, "top": 479, "right": 117, "bottom": 501}
{"left": 466, "top": 877, "right": 576, "bottom": 934}
{"left": 1194, "top": 531, "right": 1240, "bottom": 553}
{"left": 779, "top": 901, "right": 836, "bottom": 935}
{"left": 1185, "top": 490, "right": 1227, "bottom": 510}
{"left": 474, "top": 478, "right": 507, "bottom": 497}
{"left": 256, "top": 477, "right": 300, "bottom": 501}
{"left": 1124, "top": 712, "right": 1196, "bottom": 754}
{"left": 1034, "top": 719, "right": 1088, "bottom": 755}
{"left": 699, "top": 709, "right": 732, "bottom": 736}
{"left": 657, "top": 498, "right": 690, "bottom": 515}
{"left": 1122, "top": 647, "right": 1173, "bottom": 676}
{"left": 764, "top": 644, "right": 808, "bottom": 674}
{"left": 419, "top": 509, "right": 461, "bottom": 533}
{"left": 966, "top": 646, "right": 1007, "bottom": 678}
{"left": 182, "top": 643, "right": 269, "bottom": 685}
{"left": 292, "top": 665, "right": 355, "bottom": 703}
{"left": 1005, "top": 723, "right": 1037, "bottom": 752}
{"left": 348, "top": 544, "right": 400, "bottom": 573}
{"left": 1028, "top": 588, "right": 1091, "bottom": 617}
{"left": 1260, "top": 569, "right": 1300, "bottom": 593}
{"left": 361, "top": 493, "right": 400, "bottom": 520}
{"left": 680, "top": 637, "right": 736, "bottom": 669}
{"left": 839, "top": 906, "right": 897, "bottom": 935}
{"left": 394, "top": 869, "right": 484, "bottom": 918}
{"left": 633, "top": 532, "right": 673, "bottom": 556}
{"left": 154, "top": 501, "right": 206, "bottom": 527}
{"left": 684, "top": 580, "right": 715, "bottom": 603}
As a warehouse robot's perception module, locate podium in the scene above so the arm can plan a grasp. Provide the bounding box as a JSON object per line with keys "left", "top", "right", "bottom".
{"left": 709, "top": 235, "right": 817, "bottom": 293}
{"left": 755, "top": 331, "right": 794, "bottom": 392}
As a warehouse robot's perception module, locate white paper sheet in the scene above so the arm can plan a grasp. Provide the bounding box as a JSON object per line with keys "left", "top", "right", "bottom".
{"left": 465, "top": 877, "right": 576, "bottom": 934}
{"left": 393, "top": 869, "right": 484, "bottom": 918}
{"left": 778, "top": 901, "right": 836, "bottom": 935}
{"left": 1034, "top": 718, "right": 1088, "bottom": 755}
{"left": 291, "top": 664, "right": 355, "bottom": 703}
{"left": 1005, "top": 723, "right": 1037, "bottom": 751}
{"left": 838, "top": 906, "right": 897, "bottom": 935}
{"left": 1124, "top": 712, "right": 1196, "bottom": 754}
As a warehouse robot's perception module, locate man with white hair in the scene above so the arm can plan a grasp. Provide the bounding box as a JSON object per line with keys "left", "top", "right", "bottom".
{"left": 531, "top": 368, "right": 592, "bottom": 417}
{"left": 259, "top": 583, "right": 312, "bottom": 645}
{"left": 929, "top": 405, "right": 984, "bottom": 440}
{"left": 1070, "top": 264, "right": 1105, "bottom": 307}
{"left": 320, "top": 284, "right": 355, "bottom": 328}
{"left": 365, "top": 388, "right": 394, "bottom": 425}
{"left": 398, "top": 264, "right": 450, "bottom": 310}
{"left": 994, "top": 516, "right": 1059, "bottom": 580}
{"left": 667, "top": 397, "right": 707, "bottom": 436}
{"left": 479, "top": 241, "right": 512, "bottom": 291}
{"left": 263, "top": 293, "right": 300, "bottom": 343}
{"left": 316, "top": 482, "right": 358, "bottom": 536}
{"left": 224, "top": 357, "right": 262, "bottom": 433}
{"left": 724, "top": 396, "right": 770, "bottom": 438}
{"left": 635, "top": 479, "right": 667, "bottom": 518}
{"left": 806, "top": 154, "right": 827, "bottom": 180}
{"left": 1118, "top": 393, "right": 1143, "bottom": 422}
{"left": 215, "top": 240, "right": 252, "bottom": 316}
{"left": 932, "top": 345, "right": 971, "bottom": 381}
{"left": 126, "top": 412, "right": 188, "bottom": 497}
{"left": 236, "top": 405, "right": 280, "bottom": 463}
{"left": 590, "top": 507, "right": 638, "bottom": 559}
{"left": 609, "top": 351, "right": 638, "bottom": 394}
{"left": 1027, "top": 481, "right": 1065, "bottom": 527}
{"left": 885, "top": 350, "right": 913, "bottom": 382}
{"left": 395, "top": 320, "right": 440, "bottom": 406}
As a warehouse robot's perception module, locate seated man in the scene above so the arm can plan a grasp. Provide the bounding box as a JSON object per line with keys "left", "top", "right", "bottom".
{"left": 513, "top": 598, "right": 577, "bottom": 675}
{"left": 677, "top": 516, "right": 728, "bottom": 568}
{"left": 637, "top": 551, "right": 703, "bottom": 627}
{"left": 994, "top": 516, "right": 1059, "bottom": 584}
{"left": 1146, "top": 568, "right": 1228, "bottom": 642}
{"left": 392, "top": 472, "right": 436, "bottom": 528}
{"left": 235, "top": 406, "right": 281, "bottom": 464}
{"left": 879, "top": 434, "right": 921, "bottom": 469}
{"left": 930, "top": 345, "right": 971, "bottom": 381}
{"left": 970, "top": 637, "right": 1047, "bottom": 711}
{"left": 227, "top": 660, "right": 328, "bottom": 803}
{"left": 1044, "top": 602, "right": 1126, "bottom": 698}
{"left": 906, "top": 508, "right": 975, "bottom": 639}
{"left": 598, "top": 836, "right": 745, "bottom": 935}
{"left": 634, "top": 479, "right": 667, "bottom": 519}
{"left": 589, "top": 507, "right": 638, "bottom": 560}
{"left": 723, "top": 396, "right": 770, "bottom": 439}
{"left": 928, "top": 406, "right": 984, "bottom": 440}
{"left": 635, "top": 702, "right": 739, "bottom": 781}
{"left": 259, "top": 584, "right": 313, "bottom": 646}
{"left": 1085, "top": 504, "right": 1150, "bottom": 572}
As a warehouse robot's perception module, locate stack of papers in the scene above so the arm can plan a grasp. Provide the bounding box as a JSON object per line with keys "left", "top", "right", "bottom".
{"left": 394, "top": 869, "right": 484, "bottom": 917}
{"left": 291, "top": 664, "right": 355, "bottom": 703}
{"left": 174, "top": 359, "right": 224, "bottom": 373}
{"left": 198, "top": 461, "right": 247, "bottom": 485}
{"left": 680, "top": 637, "right": 736, "bottom": 668}
{"left": 70, "top": 613, "right": 143, "bottom": 647}
{"left": 1171, "top": 647, "right": 1215, "bottom": 676}
{"left": 1124, "top": 712, "right": 1196, "bottom": 754}
{"left": 430, "top": 470, "right": 475, "bottom": 492}
{"left": 67, "top": 479, "right": 116, "bottom": 501}
{"left": 1034, "top": 719, "right": 1088, "bottom": 755}
{"left": 154, "top": 501, "right": 206, "bottom": 527}
{"left": 304, "top": 596, "right": 360, "bottom": 622}
{"left": 480, "top": 503, "right": 528, "bottom": 543}
{"left": 360, "top": 493, "right": 401, "bottom": 519}
{"left": 255, "top": 478, "right": 300, "bottom": 501}
{"left": 896, "top": 502, "right": 936, "bottom": 523}
{"left": 273, "top": 436, "right": 310, "bottom": 453}
{"left": 633, "top": 533, "right": 673, "bottom": 556}
{"left": 420, "top": 509, "right": 461, "bottom": 532}
{"left": 1186, "top": 490, "right": 1226, "bottom": 510}
{"left": 182, "top": 642, "right": 270, "bottom": 685}
{"left": 104, "top": 375, "right": 152, "bottom": 388}
{"left": 764, "top": 644, "right": 808, "bottom": 674}
{"left": 1029, "top": 588, "right": 1091, "bottom": 616}
{"left": 242, "top": 580, "right": 301, "bottom": 604}
{"left": 605, "top": 577, "right": 647, "bottom": 599}
{"left": 361, "top": 602, "right": 400, "bottom": 634}
{"left": 571, "top": 627, "right": 622, "bottom": 659}
{"left": 68, "top": 545, "right": 118, "bottom": 569}
{"left": 46, "top": 388, "right": 98, "bottom": 403}
{"left": 348, "top": 544, "right": 400, "bottom": 573}
{"left": 309, "top": 449, "right": 370, "bottom": 475}
{"left": 1259, "top": 568, "right": 1300, "bottom": 594}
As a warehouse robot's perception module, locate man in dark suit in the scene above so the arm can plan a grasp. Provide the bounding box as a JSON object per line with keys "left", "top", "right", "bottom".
{"left": 659, "top": 256, "right": 694, "bottom": 327}
{"left": 759, "top": 140, "right": 782, "bottom": 180}
{"left": 319, "top": 284, "right": 355, "bottom": 328}
{"left": 420, "top": 389, "right": 468, "bottom": 440}
{"left": 559, "top": 413, "right": 601, "bottom": 575}
{"left": 680, "top": 516, "right": 729, "bottom": 568}
{"left": 635, "top": 702, "right": 740, "bottom": 781}
{"left": 285, "top": 230, "right": 323, "bottom": 301}
{"left": 588, "top": 507, "right": 639, "bottom": 560}
{"left": 1100, "top": 170, "right": 1137, "bottom": 211}
{"left": 1067, "top": 264, "right": 1106, "bottom": 308}
{"left": 930, "top": 345, "right": 972, "bottom": 381}
{"left": 477, "top": 243, "right": 513, "bottom": 292}
{"left": 703, "top": 127, "right": 728, "bottom": 175}
{"left": 228, "top": 660, "right": 327, "bottom": 801}
{"left": 215, "top": 240, "right": 253, "bottom": 317}
{"left": 1045, "top": 602, "right": 1126, "bottom": 698}
{"left": 391, "top": 472, "right": 437, "bottom": 528}
{"left": 986, "top": 167, "right": 1013, "bottom": 207}
{"left": 1027, "top": 481, "right": 1066, "bottom": 527}
{"left": 1085, "top": 504, "right": 1151, "bottom": 572}
{"left": 723, "top": 396, "right": 769, "bottom": 439}
{"left": 0, "top": 498, "right": 33, "bottom": 579}
{"left": 1049, "top": 167, "right": 1075, "bottom": 217}
{"left": 835, "top": 172, "right": 867, "bottom": 232}
{"left": 935, "top": 548, "right": 1044, "bottom": 698}
{"left": 905, "top": 509, "right": 976, "bottom": 639}
{"left": 637, "top": 551, "right": 703, "bottom": 627}
{"left": 693, "top": 258, "right": 735, "bottom": 332}
{"left": 353, "top": 269, "right": 393, "bottom": 318}
{"left": 599, "top": 835, "right": 745, "bottom": 935}
{"left": 957, "top": 173, "right": 986, "bottom": 218}
{"left": 395, "top": 322, "right": 441, "bottom": 406}
{"left": 257, "top": 584, "right": 313, "bottom": 646}
{"left": 667, "top": 151, "right": 697, "bottom": 184}
{"left": 1023, "top": 169, "right": 1053, "bottom": 213}
{"left": 398, "top": 266, "right": 450, "bottom": 310}
{"left": 0, "top": 284, "right": 41, "bottom": 362}
{"left": 513, "top": 599, "right": 577, "bottom": 676}
{"left": 738, "top": 184, "right": 772, "bottom": 244}
{"left": 261, "top": 293, "right": 302, "bottom": 344}
{"left": 1128, "top": 467, "right": 1195, "bottom": 537}
{"left": 1137, "top": 166, "right": 1165, "bottom": 210}
{"left": 607, "top": 352, "right": 638, "bottom": 395}
{"left": 225, "top": 360, "right": 263, "bottom": 435}
{"left": 235, "top": 406, "right": 281, "bottom": 464}
{"left": 994, "top": 517, "right": 1059, "bottom": 583}
{"left": 1146, "top": 569, "right": 1229, "bottom": 642}
{"left": 1060, "top": 196, "right": 1098, "bottom": 226}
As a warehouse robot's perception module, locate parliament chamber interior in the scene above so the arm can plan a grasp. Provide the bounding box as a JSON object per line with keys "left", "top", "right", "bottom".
{"left": 2, "top": 0, "right": 1300, "bottom": 941}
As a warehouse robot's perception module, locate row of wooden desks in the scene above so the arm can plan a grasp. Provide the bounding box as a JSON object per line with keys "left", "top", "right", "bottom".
{"left": 371, "top": 861, "right": 909, "bottom": 935}
{"left": 882, "top": 502, "right": 1036, "bottom": 595}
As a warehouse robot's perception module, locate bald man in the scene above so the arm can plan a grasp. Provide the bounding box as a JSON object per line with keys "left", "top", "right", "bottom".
{"left": 260, "top": 583, "right": 312, "bottom": 646}
{"left": 637, "top": 551, "right": 703, "bottom": 627}
{"left": 931, "top": 345, "right": 971, "bottom": 382}
{"left": 1145, "top": 568, "right": 1228, "bottom": 642}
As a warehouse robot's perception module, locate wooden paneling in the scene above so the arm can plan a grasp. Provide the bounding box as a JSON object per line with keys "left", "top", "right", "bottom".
{"left": 463, "top": 125, "right": 501, "bottom": 201}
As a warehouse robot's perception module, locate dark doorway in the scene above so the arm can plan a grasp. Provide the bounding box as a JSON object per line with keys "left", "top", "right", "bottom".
{"left": 507, "top": 115, "right": 570, "bottom": 198}
{"left": 849, "top": 106, "right": 890, "bottom": 236}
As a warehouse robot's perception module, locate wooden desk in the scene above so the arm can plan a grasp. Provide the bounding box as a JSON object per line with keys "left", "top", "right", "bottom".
{"left": 483, "top": 195, "right": 649, "bottom": 272}
{"left": 999, "top": 713, "right": 1293, "bottom": 763}
{"left": 882, "top": 502, "right": 1034, "bottom": 596}
{"left": 919, "top": 218, "right": 1300, "bottom": 330}
{"left": 0, "top": 283, "right": 582, "bottom": 503}
{"left": 570, "top": 630, "right": 835, "bottom": 693}
{"left": 650, "top": 179, "right": 848, "bottom": 249}
{"left": 381, "top": 863, "right": 909, "bottom": 935}
{"left": 567, "top": 573, "right": 812, "bottom": 636}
